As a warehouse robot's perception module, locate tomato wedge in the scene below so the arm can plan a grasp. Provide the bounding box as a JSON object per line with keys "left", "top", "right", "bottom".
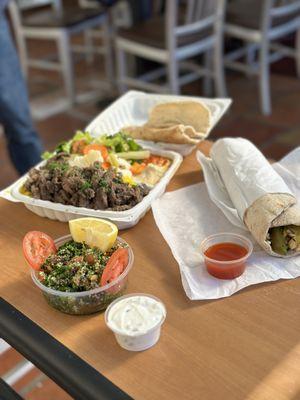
{"left": 130, "top": 162, "right": 146, "bottom": 175}
{"left": 102, "top": 161, "right": 111, "bottom": 170}
{"left": 101, "top": 247, "right": 129, "bottom": 287}
{"left": 23, "top": 231, "right": 56, "bottom": 270}
{"left": 146, "top": 155, "right": 169, "bottom": 167}
{"left": 83, "top": 144, "right": 108, "bottom": 160}
{"left": 71, "top": 140, "right": 87, "bottom": 155}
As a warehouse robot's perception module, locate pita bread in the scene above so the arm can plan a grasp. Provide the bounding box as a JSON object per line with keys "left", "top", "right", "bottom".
{"left": 122, "top": 124, "right": 200, "bottom": 145}
{"left": 121, "top": 101, "right": 212, "bottom": 145}
{"left": 244, "top": 193, "right": 300, "bottom": 257}
{"left": 148, "top": 101, "right": 211, "bottom": 136}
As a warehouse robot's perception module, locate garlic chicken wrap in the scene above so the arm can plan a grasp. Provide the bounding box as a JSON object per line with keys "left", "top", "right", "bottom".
{"left": 198, "top": 138, "right": 300, "bottom": 257}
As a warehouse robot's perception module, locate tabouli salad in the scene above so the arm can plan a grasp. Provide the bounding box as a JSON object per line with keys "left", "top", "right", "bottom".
{"left": 22, "top": 218, "right": 133, "bottom": 314}
{"left": 22, "top": 131, "right": 171, "bottom": 211}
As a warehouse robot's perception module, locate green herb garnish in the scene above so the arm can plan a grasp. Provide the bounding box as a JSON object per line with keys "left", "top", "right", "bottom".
{"left": 81, "top": 181, "right": 92, "bottom": 191}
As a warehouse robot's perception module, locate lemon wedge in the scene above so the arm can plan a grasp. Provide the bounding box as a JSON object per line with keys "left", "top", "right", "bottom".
{"left": 69, "top": 218, "right": 118, "bottom": 252}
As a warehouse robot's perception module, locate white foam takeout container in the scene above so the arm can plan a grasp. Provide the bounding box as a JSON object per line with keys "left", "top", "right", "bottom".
{"left": 0, "top": 91, "right": 231, "bottom": 228}
{"left": 6, "top": 145, "right": 182, "bottom": 229}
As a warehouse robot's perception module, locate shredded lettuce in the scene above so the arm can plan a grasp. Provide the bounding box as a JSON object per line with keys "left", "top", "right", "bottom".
{"left": 41, "top": 131, "right": 142, "bottom": 160}
{"left": 42, "top": 151, "right": 54, "bottom": 160}
{"left": 72, "top": 130, "right": 93, "bottom": 143}
{"left": 56, "top": 141, "right": 72, "bottom": 154}
{"left": 41, "top": 131, "right": 92, "bottom": 159}
{"left": 41, "top": 140, "right": 71, "bottom": 159}
{"left": 98, "top": 132, "right": 142, "bottom": 153}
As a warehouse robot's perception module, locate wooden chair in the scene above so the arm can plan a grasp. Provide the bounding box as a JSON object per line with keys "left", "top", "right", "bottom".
{"left": 225, "top": 0, "right": 300, "bottom": 115}
{"left": 114, "top": 0, "right": 227, "bottom": 97}
{"left": 77, "top": 0, "right": 132, "bottom": 67}
{"left": 8, "top": 0, "right": 113, "bottom": 109}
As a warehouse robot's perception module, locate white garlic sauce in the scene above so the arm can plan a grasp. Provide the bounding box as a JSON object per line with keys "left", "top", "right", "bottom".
{"left": 108, "top": 296, "right": 165, "bottom": 336}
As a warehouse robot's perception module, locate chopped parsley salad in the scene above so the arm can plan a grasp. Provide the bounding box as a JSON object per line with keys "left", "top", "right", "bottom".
{"left": 39, "top": 240, "right": 128, "bottom": 292}
{"left": 23, "top": 222, "right": 129, "bottom": 293}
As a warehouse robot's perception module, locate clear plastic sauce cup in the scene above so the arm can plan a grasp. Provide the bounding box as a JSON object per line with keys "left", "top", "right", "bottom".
{"left": 105, "top": 293, "right": 166, "bottom": 351}
{"left": 200, "top": 233, "right": 253, "bottom": 280}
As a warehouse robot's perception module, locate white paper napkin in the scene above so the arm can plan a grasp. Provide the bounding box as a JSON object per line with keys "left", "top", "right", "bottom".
{"left": 151, "top": 147, "right": 300, "bottom": 300}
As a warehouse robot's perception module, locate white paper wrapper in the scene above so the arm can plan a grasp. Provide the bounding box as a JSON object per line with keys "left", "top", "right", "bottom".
{"left": 151, "top": 147, "right": 300, "bottom": 300}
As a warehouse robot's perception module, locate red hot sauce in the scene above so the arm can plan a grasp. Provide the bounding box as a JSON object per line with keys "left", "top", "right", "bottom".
{"left": 204, "top": 242, "right": 248, "bottom": 279}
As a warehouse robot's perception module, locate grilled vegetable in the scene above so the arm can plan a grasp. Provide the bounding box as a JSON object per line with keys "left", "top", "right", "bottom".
{"left": 116, "top": 150, "right": 150, "bottom": 160}
{"left": 270, "top": 225, "right": 300, "bottom": 255}
{"left": 270, "top": 227, "right": 288, "bottom": 255}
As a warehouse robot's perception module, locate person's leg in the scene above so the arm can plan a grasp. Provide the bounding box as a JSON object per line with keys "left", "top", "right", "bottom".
{"left": 0, "top": 12, "right": 43, "bottom": 175}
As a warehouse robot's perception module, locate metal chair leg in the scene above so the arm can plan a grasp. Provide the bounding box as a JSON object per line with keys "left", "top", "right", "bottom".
{"left": 259, "top": 41, "right": 271, "bottom": 115}
{"left": 115, "top": 45, "right": 127, "bottom": 94}
{"left": 58, "top": 31, "right": 76, "bottom": 107}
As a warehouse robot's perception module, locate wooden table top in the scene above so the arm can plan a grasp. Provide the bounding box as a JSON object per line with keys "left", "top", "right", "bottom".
{"left": 1, "top": 141, "right": 300, "bottom": 400}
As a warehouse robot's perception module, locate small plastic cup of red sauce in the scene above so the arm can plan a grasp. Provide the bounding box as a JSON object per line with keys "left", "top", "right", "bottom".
{"left": 200, "top": 233, "right": 253, "bottom": 280}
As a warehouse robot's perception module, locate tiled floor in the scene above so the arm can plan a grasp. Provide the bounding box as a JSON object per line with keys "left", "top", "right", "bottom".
{"left": 2, "top": 28, "right": 300, "bottom": 398}
{"left": 0, "top": 346, "right": 71, "bottom": 399}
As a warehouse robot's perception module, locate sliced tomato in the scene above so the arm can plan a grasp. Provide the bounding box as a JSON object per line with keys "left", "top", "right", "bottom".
{"left": 102, "top": 161, "right": 111, "bottom": 170}
{"left": 146, "top": 155, "right": 169, "bottom": 167}
{"left": 71, "top": 139, "right": 87, "bottom": 155}
{"left": 83, "top": 144, "right": 108, "bottom": 160}
{"left": 23, "top": 231, "right": 57, "bottom": 270}
{"left": 100, "top": 247, "right": 129, "bottom": 287}
{"left": 130, "top": 162, "right": 146, "bottom": 175}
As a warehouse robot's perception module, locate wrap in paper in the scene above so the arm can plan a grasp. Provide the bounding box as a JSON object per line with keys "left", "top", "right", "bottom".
{"left": 198, "top": 138, "right": 300, "bottom": 257}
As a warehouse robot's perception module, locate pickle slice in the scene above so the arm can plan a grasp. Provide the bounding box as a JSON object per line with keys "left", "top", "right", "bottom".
{"left": 269, "top": 227, "right": 288, "bottom": 255}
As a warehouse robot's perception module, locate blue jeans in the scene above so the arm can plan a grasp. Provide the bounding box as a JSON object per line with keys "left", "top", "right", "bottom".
{"left": 0, "top": 12, "right": 43, "bottom": 175}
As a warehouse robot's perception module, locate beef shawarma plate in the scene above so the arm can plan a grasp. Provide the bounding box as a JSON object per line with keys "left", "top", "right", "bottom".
{"left": 21, "top": 131, "right": 172, "bottom": 212}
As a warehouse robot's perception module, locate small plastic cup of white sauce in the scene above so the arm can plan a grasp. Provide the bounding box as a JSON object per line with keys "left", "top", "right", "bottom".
{"left": 105, "top": 293, "right": 166, "bottom": 351}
